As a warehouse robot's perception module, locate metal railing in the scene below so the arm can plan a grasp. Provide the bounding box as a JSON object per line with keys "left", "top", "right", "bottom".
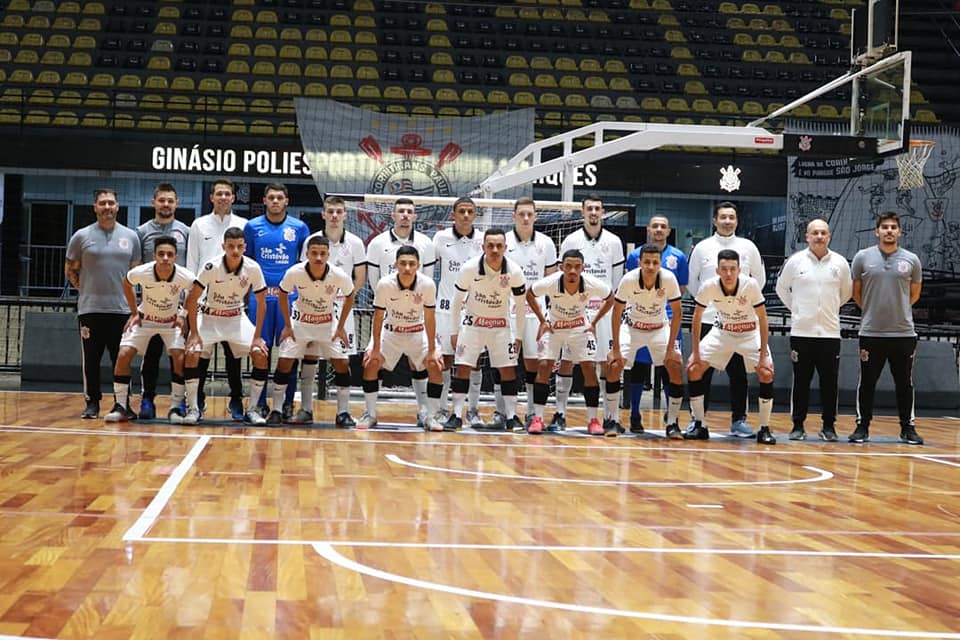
{"left": 19, "top": 244, "right": 71, "bottom": 298}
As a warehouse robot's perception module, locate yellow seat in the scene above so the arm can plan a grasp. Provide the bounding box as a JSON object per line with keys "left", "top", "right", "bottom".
{"left": 756, "top": 33, "right": 777, "bottom": 46}
{"left": 225, "top": 79, "right": 249, "bottom": 93}
{"left": 780, "top": 35, "right": 801, "bottom": 47}
{"left": 741, "top": 2, "right": 761, "bottom": 13}
{"left": 741, "top": 100, "right": 764, "bottom": 116}
{"left": 83, "top": 91, "right": 109, "bottom": 107}
{"left": 463, "top": 89, "right": 485, "bottom": 103}
{"left": 487, "top": 90, "right": 511, "bottom": 105}
{"left": 762, "top": 4, "right": 784, "bottom": 15}
{"left": 21, "top": 32, "right": 44, "bottom": 47}
{"left": 147, "top": 56, "right": 171, "bottom": 71}
{"left": 198, "top": 78, "right": 222, "bottom": 93}
{"left": 717, "top": 100, "right": 740, "bottom": 114}
{"left": 513, "top": 92, "right": 536, "bottom": 107}
{"left": 62, "top": 72, "right": 88, "bottom": 86}
{"left": 677, "top": 63, "right": 700, "bottom": 76}
{"left": 431, "top": 52, "right": 453, "bottom": 66}
{"left": 330, "top": 47, "right": 352, "bottom": 61}
{"left": 167, "top": 95, "right": 191, "bottom": 111}
{"left": 89, "top": 73, "right": 114, "bottom": 87}
{"left": 255, "top": 26, "right": 278, "bottom": 40}
{"left": 79, "top": 112, "right": 108, "bottom": 127}
{"left": 250, "top": 99, "right": 273, "bottom": 114}
{"left": 384, "top": 86, "right": 408, "bottom": 101}
{"left": 747, "top": 18, "right": 769, "bottom": 30}
{"left": 616, "top": 96, "right": 640, "bottom": 110}
{"left": 158, "top": 6, "right": 180, "bottom": 18}
{"left": 355, "top": 31, "right": 377, "bottom": 45}
{"left": 506, "top": 55, "right": 528, "bottom": 70}
{"left": 221, "top": 119, "right": 247, "bottom": 134}
{"left": 539, "top": 92, "right": 562, "bottom": 106}
{"left": 117, "top": 74, "right": 141, "bottom": 88}
{"left": 357, "top": 66, "right": 379, "bottom": 81}
{"left": 257, "top": 10, "right": 278, "bottom": 23}
{"left": 815, "top": 104, "right": 841, "bottom": 119}
{"left": 358, "top": 85, "right": 381, "bottom": 99}
{"left": 254, "top": 44, "right": 277, "bottom": 58}
{"left": 1, "top": 15, "right": 24, "bottom": 28}
{"left": 566, "top": 9, "right": 587, "bottom": 20}
{"left": 305, "top": 46, "right": 327, "bottom": 61}
{"left": 772, "top": 19, "right": 792, "bottom": 32}
{"left": 26, "top": 15, "right": 50, "bottom": 28}
{"left": 590, "top": 95, "right": 614, "bottom": 109}
{"left": 40, "top": 51, "right": 65, "bottom": 65}
{"left": 530, "top": 56, "right": 553, "bottom": 70}
{"left": 914, "top": 109, "right": 939, "bottom": 123}
{"left": 579, "top": 58, "right": 602, "bottom": 72}
{"left": 433, "top": 69, "right": 455, "bottom": 84}
{"left": 252, "top": 61, "right": 276, "bottom": 76}
{"left": 496, "top": 6, "right": 517, "bottom": 17}
{"left": 788, "top": 52, "right": 811, "bottom": 64}
{"left": 227, "top": 60, "right": 250, "bottom": 75}
{"left": 137, "top": 115, "right": 163, "bottom": 130}
{"left": 604, "top": 60, "right": 627, "bottom": 74}
{"left": 277, "top": 121, "right": 297, "bottom": 135}
{"left": 726, "top": 17, "right": 746, "bottom": 29}
{"left": 535, "top": 74, "right": 558, "bottom": 88}
{"left": 233, "top": 9, "right": 253, "bottom": 22}
{"left": 230, "top": 25, "right": 253, "bottom": 39}
{"left": 559, "top": 75, "right": 583, "bottom": 89}
{"left": 279, "top": 62, "right": 301, "bottom": 77}
{"left": 329, "top": 14, "right": 351, "bottom": 27}
{"left": 685, "top": 80, "right": 708, "bottom": 95}
{"left": 221, "top": 98, "right": 246, "bottom": 113}
{"left": 154, "top": 22, "right": 176, "bottom": 35}
{"left": 508, "top": 73, "right": 532, "bottom": 87}
{"left": 331, "top": 84, "right": 355, "bottom": 98}
{"left": 330, "top": 64, "right": 353, "bottom": 79}
{"left": 664, "top": 28, "right": 685, "bottom": 41}
{"left": 193, "top": 116, "right": 218, "bottom": 132}
{"left": 252, "top": 80, "right": 275, "bottom": 94}
{"left": 554, "top": 57, "right": 577, "bottom": 72}
{"left": 304, "top": 82, "right": 327, "bottom": 96}
{"left": 58, "top": 1, "right": 81, "bottom": 12}
{"left": 742, "top": 50, "right": 763, "bottom": 62}
{"left": 641, "top": 97, "right": 665, "bottom": 111}
{"left": 28, "top": 89, "right": 54, "bottom": 104}
{"left": 584, "top": 76, "right": 607, "bottom": 90}
{"left": 15, "top": 50, "right": 40, "bottom": 64}
{"left": 427, "top": 18, "right": 448, "bottom": 31}
{"left": 330, "top": 30, "right": 352, "bottom": 44}
{"left": 734, "top": 33, "right": 754, "bottom": 46}
{"left": 304, "top": 64, "right": 327, "bottom": 78}
{"left": 693, "top": 99, "right": 715, "bottom": 113}
{"left": 0, "top": 32, "right": 18, "bottom": 46}
{"left": 355, "top": 49, "right": 377, "bottom": 63}
{"left": 764, "top": 50, "right": 787, "bottom": 63}
{"left": 67, "top": 52, "right": 92, "bottom": 66}
{"left": 609, "top": 77, "right": 633, "bottom": 91}
{"left": 278, "top": 83, "right": 301, "bottom": 97}
{"left": 436, "top": 88, "right": 459, "bottom": 102}
{"left": 281, "top": 27, "right": 302, "bottom": 41}
{"left": 671, "top": 46, "right": 693, "bottom": 59}
{"left": 306, "top": 29, "right": 327, "bottom": 42}
{"left": 145, "top": 76, "right": 169, "bottom": 90}
{"left": 588, "top": 9, "right": 609, "bottom": 22}
{"left": 425, "top": 3, "right": 446, "bottom": 14}
{"left": 666, "top": 97, "right": 691, "bottom": 112}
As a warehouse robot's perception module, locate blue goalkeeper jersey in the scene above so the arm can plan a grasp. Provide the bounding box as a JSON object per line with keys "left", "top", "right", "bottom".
{"left": 244, "top": 214, "right": 310, "bottom": 294}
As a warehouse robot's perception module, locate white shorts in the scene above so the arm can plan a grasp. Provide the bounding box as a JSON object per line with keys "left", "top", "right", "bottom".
{"left": 618, "top": 323, "right": 678, "bottom": 368}
{"left": 120, "top": 322, "right": 185, "bottom": 354}
{"left": 539, "top": 325, "right": 596, "bottom": 363}
{"left": 699, "top": 328, "right": 770, "bottom": 371}
{"left": 196, "top": 313, "right": 255, "bottom": 359}
{"left": 285, "top": 320, "right": 349, "bottom": 361}
{"left": 563, "top": 307, "right": 612, "bottom": 362}
{"left": 436, "top": 310, "right": 457, "bottom": 357}
{"left": 510, "top": 312, "right": 540, "bottom": 361}
{"left": 378, "top": 328, "right": 431, "bottom": 371}
{"left": 334, "top": 303, "right": 357, "bottom": 356}
{"left": 455, "top": 324, "right": 517, "bottom": 369}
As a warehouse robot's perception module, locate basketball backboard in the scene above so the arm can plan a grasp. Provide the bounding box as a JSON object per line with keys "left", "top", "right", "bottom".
{"left": 851, "top": 49, "right": 911, "bottom": 154}
{"left": 851, "top": 0, "right": 900, "bottom": 65}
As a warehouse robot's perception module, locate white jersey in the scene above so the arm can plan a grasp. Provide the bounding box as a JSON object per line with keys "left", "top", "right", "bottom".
{"left": 615, "top": 269, "right": 682, "bottom": 329}
{"left": 279, "top": 262, "right": 354, "bottom": 324}
{"left": 560, "top": 227, "right": 625, "bottom": 309}
{"left": 695, "top": 274, "right": 765, "bottom": 333}
{"left": 365, "top": 228, "right": 436, "bottom": 286}
{"left": 372, "top": 272, "right": 437, "bottom": 332}
{"left": 688, "top": 233, "right": 765, "bottom": 325}
{"left": 454, "top": 255, "right": 527, "bottom": 323}
{"left": 531, "top": 272, "right": 610, "bottom": 329}
{"left": 432, "top": 226, "right": 483, "bottom": 315}
{"left": 507, "top": 228, "right": 558, "bottom": 314}
{"left": 196, "top": 256, "right": 266, "bottom": 315}
{"left": 301, "top": 229, "right": 365, "bottom": 304}
{"left": 126, "top": 262, "right": 197, "bottom": 325}
{"left": 185, "top": 212, "right": 248, "bottom": 276}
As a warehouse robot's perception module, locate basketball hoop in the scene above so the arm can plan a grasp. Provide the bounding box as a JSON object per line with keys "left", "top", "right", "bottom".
{"left": 895, "top": 139, "right": 936, "bottom": 190}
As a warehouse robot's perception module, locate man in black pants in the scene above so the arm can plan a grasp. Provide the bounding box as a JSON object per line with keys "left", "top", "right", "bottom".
{"left": 775, "top": 219, "right": 852, "bottom": 441}
{"left": 848, "top": 212, "right": 924, "bottom": 445}
{"left": 64, "top": 188, "right": 141, "bottom": 418}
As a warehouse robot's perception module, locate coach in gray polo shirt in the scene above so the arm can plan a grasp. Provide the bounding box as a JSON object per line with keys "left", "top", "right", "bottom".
{"left": 65, "top": 189, "right": 141, "bottom": 419}
{"left": 849, "top": 211, "right": 923, "bottom": 445}
{"left": 134, "top": 182, "right": 190, "bottom": 419}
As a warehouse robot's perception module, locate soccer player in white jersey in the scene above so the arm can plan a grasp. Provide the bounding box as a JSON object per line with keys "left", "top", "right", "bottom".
{"left": 604, "top": 244, "right": 686, "bottom": 438}
{"left": 687, "top": 201, "right": 766, "bottom": 438}
{"left": 300, "top": 195, "right": 366, "bottom": 355}
{"left": 359, "top": 245, "right": 444, "bottom": 430}
{"left": 365, "top": 197, "right": 436, "bottom": 286}
{"left": 432, "top": 197, "right": 485, "bottom": 426}
{"left": 556, "top": 194, "right": 625, "bottom": 431}
{"left": 268, "top": 235, "right": 356, "bottom": 427}
{"left": 525, "top": 249, "right": 611, "bottom": 435}
{"left": 447, "top": 228, "right": 528, "bottom": 431}
{"left": 183, "top": 227, "right": 270, "bottom": 426}
{"left": 104, "top": 236, "right": 196, "bottom": 424}
{"left": 686, "top": 249, "right": 776, "bottom": 445}
{"left": 506, "top": 196, "right": 558, "bottom": 425}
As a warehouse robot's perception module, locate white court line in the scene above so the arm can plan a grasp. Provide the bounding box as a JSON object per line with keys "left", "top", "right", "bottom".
{"left": 311, "top": 542, "right": 960, "bottom": 638}
{"left": 385, "top": 453, "right": 834, "bottom": 487}
{"left": 687, "top": 504, "right": 724, "bottom": 509}
{"left": 126, "top": 535, "right": 960, "bottom": 560}
{"left": 915, "top": 456, "right": 960, "bottom": 468}
{"left": 122, "top": 435, "right": 210, "bottom": 542}
{"left": 4, "top": 424, "right": 960, "bottom": 457}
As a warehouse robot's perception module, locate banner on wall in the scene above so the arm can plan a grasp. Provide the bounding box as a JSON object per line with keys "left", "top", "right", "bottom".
{"left": 786, "top": 122, "right": 960, "bottom": 274}
{"left": 296, "top": 99, "right": 534, "bottom": 211}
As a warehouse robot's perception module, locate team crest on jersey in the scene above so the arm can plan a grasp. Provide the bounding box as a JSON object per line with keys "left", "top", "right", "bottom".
{"left": 897, "top": 260, "right": 911, "bottom": 274}
{"left": 118, "top": 238, "right": 131, "bottom": 250}
{"left": 239, "top": 274, "right": 249, "bottom": 288}
{"left": 283, "top": 227, "right": 297, "bottom": 242}
{"left": 665, "top": 255, "right": 678, "bottom": 269}
{"left": 170, "top": 284, "right": 181, "bottom": 295}
{"left": 360, "top": 133, "right": 458, "bottom": 199}
{"left": 325, "top": 284, "right": 336, "bottom": 295}
{"left": 413, "top": 292, "right": 423, "bottom": 305}
{"left": 737, "top": 294, "right": 748, "bottom": 306}
{"left": 499, "top": 275, "right": 510, "bottom": 288}
{"left": 579, "top": 292, "right": 589, "bottom": 302}
{"left": 657, "top": 288, "right": 665, "bottom": 298}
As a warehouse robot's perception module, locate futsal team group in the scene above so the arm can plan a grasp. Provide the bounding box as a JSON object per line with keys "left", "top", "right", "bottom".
{"left": 64, "top": 179, "right": 925, "bottom": 445}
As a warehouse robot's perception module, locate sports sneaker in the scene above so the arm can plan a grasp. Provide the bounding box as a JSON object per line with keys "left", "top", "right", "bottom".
{"left": 168, "top": 407, "right": 184, "bottom": 425}
{"left": 228, "top": 398, "right": 246, "bottom": 422}
{"left": 182, "top": 406, "right": 202, "bottom": 425}
{"left": 356, "top": 412, "right": 377, "bottom": 430}
{"left": 138, "top": 397, "right": 156, "bottom": 420}
{"left": 425, "top": 414, "right": 445, "bottom": 432}
{"left": 730, "top": 419, "right": 754, "bottom": 438}
{"left": 505, "top": 415, "right": 524, "bottom": 432}
{"left": 604, "top": 420, "right": 621, "bottom": 437}
{"left": 81, "top": 400, "right": 99, "bottom": 419}
{"left": 286, "top": 409, "right": 313, "bottom": 425}
{"left": 683, "top": 421, "right": 710, "bottom": 440}
{"left": 848, "top": 424, "right": 869, "bottom": 443}
{"left": 527, "top": 415, "right": 544, "bottom": 434}
{"left": 899, "top": 425, "right": 924, "bottom": 445}
{"left": 819, "top": 425, "right": 839, "bottom": 442}
{"left": 335, "top": 412, "right": 355, "bottom": 428}
{"left": 474, "top": 411, "right": 507, "bottom": 431}
{"left": 104, "top": 403, "right": 130, "bottom": 423}
{"left": 756, "top": 425, "right": 776, "bottom": 445}
{"left": 244, "top": 409, "right": 266, "bottom": 426}
{"left": 788, "top": 426, "right": 806, "bottom": 441}
{"left": 282, "top": 402, "right": 294, "bottom": 422}
{"left": 629, "top": 414, "right": 644, "bottom": 434}
{"left": 257, "top": 405, "right": 270, "bottom": 419}
{"left": 266, "top": 410, "right": 284, "bottom": 427}
{"left": 549, "top": 412, "right": 567, "bottom": 431}
{"left": 665, "top": 423, "right": 683, "bottom": 439}
{"left": 443, "top": 414, "right": 463, "bottom": 432}
{"left": 587, "top": 418, "right": 604, "bottom": 435}
{"left": 416, "top": 414, "right": 426, "bottom": 430}
{"left": 465, "top": 408, "right": 484, "bottom": 427}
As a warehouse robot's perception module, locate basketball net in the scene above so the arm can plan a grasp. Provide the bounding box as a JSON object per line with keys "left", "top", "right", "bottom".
{"left": 895, "top": 139, "right": 935, "bottom": 190}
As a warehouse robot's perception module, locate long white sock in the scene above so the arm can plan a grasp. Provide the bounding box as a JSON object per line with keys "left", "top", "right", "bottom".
{"left": 412, "top": 377, "right": 428, "bottom": 417}
{"left": 690, "top": 395, "right": 705, "bottom": 422}
{"left": 185, "top": 378, "right": 199, "bottom": 410}
{"left": 170, "top": 382, "right": 185, "bottom": 407}
{"left": 452, "top": 392, "right": 466, "bottom": 419}
{"left": 113, "top": 381, "right": 129, "bottom": 409}
{"left": 300, "top": 362, "right": 317, "bottom": 413}
{"left": 526, "top": 382, "right": 535, "bottom": 416}
{"left": 556, "top": 375, "right": 572, "bottom": 413}
{"left": 441, "top": 369, "right": 451, "bottom": 409}
{"left": 271, "top": 381, "right": 284, "bottom": 410}
{"left": 759, "top": 397, "right": 773, "bottom": 427}
{"left": 249, "top": 377, "right": 266, "bottom": 410}
{"left": 503, "top": 392, "right": 517, "bottom": 420}
{"left": 467, "top": 369, "right": 482, "bottom": 410}
{"left": 337, "top": 384, "right": 350, "bottom": 414}
{"left": 494, "top": 383, "right": 506, "bottom": 415}
{"left": 364, "top": 391, "right": 377, "bottom": 419}
{"left": 605, "top": 391, "right": 619, "bottom": 420}
{"left": 667, "top": 395, "right": 682, "bottom": 427}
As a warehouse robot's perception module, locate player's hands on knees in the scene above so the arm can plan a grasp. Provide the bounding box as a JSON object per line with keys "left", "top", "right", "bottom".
{"left": 756, "top": 354, "right": 775, "bottom": 381}
{"left": 686, "top": 352, "right": 703, "bottom": 376}
{"left": 279, "top": 326, "right": 295, "bottom": 345}
{"left": 186, "top": 334, "right": 203, "bottom": 353}
{"left": 333, "top": 327, "right": 349, "bottom": 348}
{"left": 363, "top": 348, "right": 382, "bottom": 369}
{"left": 426, "top": 349, "right": 443, "bottom": 371}
{"left": 537, "top": 320, "right": 552, "bottom": 340}
{"left": 250, "top": 337, "right": 268, "bottom": 356}
{"left": 664, "top": 349, "right": 682, "bottom": 365}
{"left": 124, "top": 312, "right": 140, "bottom": 333}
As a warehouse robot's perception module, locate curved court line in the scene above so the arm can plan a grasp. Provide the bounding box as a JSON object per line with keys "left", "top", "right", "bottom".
{"left": 312, "top": 542, "right": 960, "bottom": 638}
{"left": 385, "top": 453, "right": 834, "bottom": 487}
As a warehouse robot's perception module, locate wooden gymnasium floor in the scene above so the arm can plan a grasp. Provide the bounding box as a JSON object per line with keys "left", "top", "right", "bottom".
{"left": 0, "top": 390, "right": 959, "bottom": 640}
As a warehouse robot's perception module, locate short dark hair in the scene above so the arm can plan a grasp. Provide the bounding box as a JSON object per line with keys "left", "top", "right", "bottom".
{"left": 639, "top": 243, "right": 662, "bottom": 258}
{"left": 153, "top": 235, "right": 178, "bottom": 253}
{"left": 876, "top": 211, "right": 900, "bottom": 229}
{"left": 93, "top": 188, "right": 117, "bottom": 201}
{"left": 581, "top": 193, "right": 602, "bottom": 207}
{"left": 153, "top": 182, "right": 177, "bottom": 198}
{"left": 396, "top": 245, "right": 420, "bottom": 261}
{"left": 561, "top": 248, "right": 584, "bottom": 262}
{"left": 453, "top": 196, "right": 475, "bottom": 210}
{"left": 714, "top": 201, "right": 738, "bottom": 217}
{"left": 514, "top": 196, "right": 536, "bottom": 211}
{"left": 394, "top": 197, "right": 414, "bottom": 208}
{"left": 264, "top": 182, "right": 288, "bottom": 197}
{"left": 717, "top": 248, "right": 740, "bottom": 263}
{"left": 307, "top": 235, "right": 329, "bottom": 249}
{"left": 484, "top": 227, "right": 507, "bottom": 241}
{"left": 223, "top": 226, "right": 245, "bottom": 241}
{"left": 324, "top": 195, "right": 345, "bottom": 208}
{"left": 210, "top": 178, "right": 235, "bottom": 195}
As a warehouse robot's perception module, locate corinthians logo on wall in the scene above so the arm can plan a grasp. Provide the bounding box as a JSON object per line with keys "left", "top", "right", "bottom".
{"left": 359, "top": 133, "right": 461, "bottom": 197}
